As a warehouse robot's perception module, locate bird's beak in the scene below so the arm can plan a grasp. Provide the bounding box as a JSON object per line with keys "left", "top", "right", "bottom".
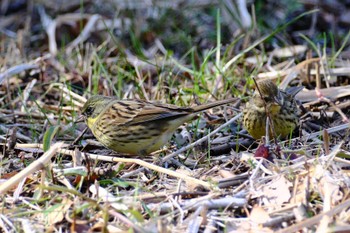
{"left": 74, "top": 115, "right": 86, "bottom": 124}
{"left": 274, "top": 91, "right": 284, "bottom": 106}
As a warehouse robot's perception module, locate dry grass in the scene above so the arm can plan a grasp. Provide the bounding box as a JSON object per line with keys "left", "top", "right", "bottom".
{"left": 1, "top": 1, "right": 350, "bottom": 232}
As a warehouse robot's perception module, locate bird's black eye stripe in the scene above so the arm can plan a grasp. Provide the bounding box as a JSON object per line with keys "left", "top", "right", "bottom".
{"left": 84, "top": 106, "right": 94, "bottom": 117}
{"left": 263, "top": 97, "right": 271, "bottom": 102}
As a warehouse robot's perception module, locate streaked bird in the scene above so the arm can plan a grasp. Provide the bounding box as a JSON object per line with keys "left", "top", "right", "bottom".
{"left": 243, "top": 79, "right": 303, "bottom": 139}
{"left": 81, "top": 96, "right": 237, "bottom": 155}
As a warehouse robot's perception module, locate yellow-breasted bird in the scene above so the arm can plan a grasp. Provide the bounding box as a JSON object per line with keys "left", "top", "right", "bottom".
{"left": 81, "top": 96, "right": 236, "bottom": 155}
{"left": 243, "top": 79, "right": 303, "bottom": 139}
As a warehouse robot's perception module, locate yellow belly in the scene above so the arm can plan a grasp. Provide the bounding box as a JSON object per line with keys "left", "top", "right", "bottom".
{"left": 97, "top": 130, "right": 174, "bottom": 155}
{"left": 90, "top": 114, "right": 195, "bottom": 155}
{"left": 243, "top": 104, "right": 297, "bottom": 139}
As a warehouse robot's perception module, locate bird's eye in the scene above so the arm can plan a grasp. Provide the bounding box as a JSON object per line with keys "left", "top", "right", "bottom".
{"left": 84, "top": 106, "right": 94, "bottom": 117}
{"left": 263, "top": 97, "right": 271, "bottom": 102}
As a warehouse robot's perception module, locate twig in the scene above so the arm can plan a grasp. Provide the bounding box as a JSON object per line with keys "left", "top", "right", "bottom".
{"left": 66, "top": 14, "right": 101, "bottom": 54}
{"left": 277, "top": 197, "right": 350, "bottom": 233}
{"left": 161, "top": 113, "right": 242, "bottom": 163}
{"left": 134, "top": 66, "right": 149, "bottom": 101}
{"left": 71, "top": 127, "right": 88, "bottom": 146}
{"left": 279, "top": 58, "right": 320, "bottom": 89}
{"left": 0, "top": 142, "right": 63, "bottom": 194}
{"left": 108, "top": 209, "right": 146, "bottom": 233}
{"left": 0, "top": 64, "right": 39, "bottom": 85}
{"left": 301, "top": 123, "right": 350, "bottom": 141}
{"left": 146, "top": 196, "right": 247, "bottom": 214}
{"left": 20, "top": 79, "right": 37, "bottom": 112}
{"left": 0, "top": 125, "right": 32, "bottom": 142}
{"left": 38, "top": 6, "right": 57, "bottom": 55}
{"left": 203, "top": 210, "right": 218, "bottom": 233}
{"left": 53, "top": 148, "right": 214, "bottom": 189}
{"left": 120, "top": 167, "right": 147, "bottom": 179}
{"left": 262, "top": 213, "right": 295, "bottom": 228}
{"left": 49, "top": 83, "right": 87, "bottom": 105}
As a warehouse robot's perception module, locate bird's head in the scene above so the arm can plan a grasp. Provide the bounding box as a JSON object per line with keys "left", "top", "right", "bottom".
{"left": 253, "top": 79, "right": 284, "bottom": 114}
{"left": 79, "top": 95, "right": 113, "bottom": 127}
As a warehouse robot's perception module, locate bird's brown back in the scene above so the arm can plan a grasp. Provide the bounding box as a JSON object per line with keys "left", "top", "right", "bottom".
{"left": 88, "top": 97, "right": 237, "bottom": 155}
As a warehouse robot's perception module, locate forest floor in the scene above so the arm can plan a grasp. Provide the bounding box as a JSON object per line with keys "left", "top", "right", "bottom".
{"left": 1, "top": 0, "right": 350, "bottom": 232}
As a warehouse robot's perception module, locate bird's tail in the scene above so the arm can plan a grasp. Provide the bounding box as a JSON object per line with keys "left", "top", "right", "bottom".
{"left": 191, "top": 98, "right": 237, "bottom": 112}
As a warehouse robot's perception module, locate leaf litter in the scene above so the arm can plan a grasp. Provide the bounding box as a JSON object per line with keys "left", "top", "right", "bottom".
{"left": 0, "top": 1, "right": 350, "bottom": 232}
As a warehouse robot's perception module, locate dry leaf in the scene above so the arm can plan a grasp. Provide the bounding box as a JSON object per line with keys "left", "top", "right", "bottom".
{"left": 233, "top": 220, "right": 274, "bottom": 233}
{"left": 218, "top": 170, "right": 235, "bottom": 178}
{"left": 292, "top": 176, "right": 308, "bottom": 205}
{"left": 250, "top": 205, "right": 271, "bottom": 224}
{"left": 262, "top": 175, "right": 292, "bottom": 206}
{"left": 47, "top": 198, "right": 73, "bottom": 225}
{"left": 313, "top": 165, "right": 343, "bottom": 205}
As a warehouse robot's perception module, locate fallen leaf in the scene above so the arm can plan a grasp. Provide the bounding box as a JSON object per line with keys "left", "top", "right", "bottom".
{"left": 47, "top": 198, "right": 73, "bottom": 225}
{"left": 262, "top": 175, "right": 292, "bottom": 206}
{"left": 250, "top": 205, "right": 271, "bottom": 224}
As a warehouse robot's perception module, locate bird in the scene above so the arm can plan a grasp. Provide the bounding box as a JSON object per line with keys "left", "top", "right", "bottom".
{"left": 80, "top": 95, "right": 237, "bottom": 155}
{"left": 243, "top": 79, "right": 303, "bottom": 139}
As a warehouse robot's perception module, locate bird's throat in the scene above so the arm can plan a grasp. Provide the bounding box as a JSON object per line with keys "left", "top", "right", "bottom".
{"left": 269, "top": 104, "right": 281, "bottom": 115}
{"left": 87, "top": 117, "right": 98, "bottom": 129}
{"left": 253, "top": 103, "right": 281, "bottom": 116}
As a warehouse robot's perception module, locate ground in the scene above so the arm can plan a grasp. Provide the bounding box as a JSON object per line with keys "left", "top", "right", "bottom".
{"left": 0, "top": 0, "right": 350, "bottom": 232}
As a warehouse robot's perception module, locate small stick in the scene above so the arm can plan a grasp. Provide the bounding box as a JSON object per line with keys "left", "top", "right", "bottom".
{"left": 13, "top": 144, "right": 215, "bottom": 189}
{"left": 0, "top": 142, "right": 63, "bottom": 194}
{"left": 0, "top": 64, "right": 39, "bottom": 85}
{"left": 71, "top": 127, "right": 88, "bottom": 146}
{"left": 161, "top": 113, "right": 242, "bottom": 163}
{"left": 60, "top": 149, "right": 213, "bottom": 189}
{"left": 277, "top": 197, "right": 350, "bottom": 233}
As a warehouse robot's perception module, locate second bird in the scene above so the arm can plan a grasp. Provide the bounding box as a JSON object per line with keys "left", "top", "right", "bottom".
{"left": 243, "top": 79, "right": 303, "bottom": 139}
{"left": 81, "top": 96, "right": 236, "bottom": 156}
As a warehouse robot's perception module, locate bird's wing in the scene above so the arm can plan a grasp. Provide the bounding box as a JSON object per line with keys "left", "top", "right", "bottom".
{"left": 128, "top": 101, "right": 192, "bottom": 125}
{"left": 104, "top": 100, "right": 191, "bottom": 126}
{"left": 96, "top": 100, "right": 143, "bottom": 126}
